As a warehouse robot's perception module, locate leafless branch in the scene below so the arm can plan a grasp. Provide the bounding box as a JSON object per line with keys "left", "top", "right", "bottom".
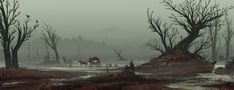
{"left": 193, "top": 38, "right": 211, "bottom": 54}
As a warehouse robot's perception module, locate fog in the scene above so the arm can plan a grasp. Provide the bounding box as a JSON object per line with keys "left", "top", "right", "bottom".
{"left": 19, "top": 0, "right": 234, "bottom": 41}
{"left": 0, "top": 0, "right": 234, "bottom": 61}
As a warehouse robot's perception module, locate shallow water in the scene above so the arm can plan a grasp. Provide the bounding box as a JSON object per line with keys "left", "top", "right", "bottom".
{"left": 1, "top": 60, "right": 233, "bottom": 90}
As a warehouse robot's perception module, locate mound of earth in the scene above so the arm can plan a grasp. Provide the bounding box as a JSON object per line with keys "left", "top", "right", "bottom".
{"left": 137, "top": 54, "right": 214, "bottom": 77}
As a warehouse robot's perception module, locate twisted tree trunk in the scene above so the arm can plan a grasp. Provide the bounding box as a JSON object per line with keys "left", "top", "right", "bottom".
{"left": 171, "top": 31, "right": 199, "bottom": 55}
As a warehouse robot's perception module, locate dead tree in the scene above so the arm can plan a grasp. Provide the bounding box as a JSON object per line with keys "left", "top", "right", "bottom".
{"left": 43, "top": 39, "right": 50, "bottom": 63}
{"left": 0, "top": 0, "right": 39, "bottom": 68}
{"left": 147, "top": 9, "right": 178, "bottom": 55}
{"left": 208, "top": 19, "right": 222, "bottom": 60}
{"left": 42, "top": 24, "right": 60, "bottom": 63}
{"left": 223, "top": 15, "right": 234, "bottom": 60}
{"left": 113, "top": 49, "right": 125, "bottom": 60}
{"left": 161, "top": 0, "right": 232, "bottom": 55}
{"left": 11, "top": 17, "right": 39, "bottom": 68}
{"left": 0, "top": 0, "right": 20, "bottom": 68}
{"left": 146, "top": 39, "right": 164, "bottom": 54}
{"left": 192, "top": 38, "right": 211, "bottom": 55}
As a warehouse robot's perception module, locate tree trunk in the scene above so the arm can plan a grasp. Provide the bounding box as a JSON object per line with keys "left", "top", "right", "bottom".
{"left": 211, "top": 44, "right": 217, "bottom": 60}
{"left": 3, "top": 48, "right": 12, "bottom": 68}
{"left": 3, "top": 41, "right": 12, "bottom": 68}
{"left": 226, "top": 42, "right": 230, "bottom": 60}
{"left": 54, "top": 48, "right": 60, "bottom": 63}
{"left": 11, "top": 50, "right": 19, "bottom": 69}
{"left": 171, "top": 33, "right": 199, "bottom": 55}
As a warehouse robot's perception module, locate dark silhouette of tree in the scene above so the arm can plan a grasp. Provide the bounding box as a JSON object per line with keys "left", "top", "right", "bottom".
{"left": 11, "top": 17, "right": 39, "bottom": 68}
{"left": 192, "top": 38, "right": 211, "bottom": 55}
{"left": 208, "top": 19, "right": 222, "bottom": 60}
{"left": 0, "top": 0, "right": 39, "bottom": 68}
{"left": 42, "top": 24, "right": 60, "bottom": 63}
{"left": 113, "top": 49, "right": 125, "bottom": 60}
{"left": 147, "top": 9, "right": 178, "bottom": 55}
{"left": 129, "top": 60, "right": 135, "bottom": 72}
{"left": 0, "top": 0, "right": 20, "bottom": 68}
{"left": 223, "top": 15, "right": 234, "bottom": 60}
{"left": 161, "top": 0, "right": 232, "bottom": 55}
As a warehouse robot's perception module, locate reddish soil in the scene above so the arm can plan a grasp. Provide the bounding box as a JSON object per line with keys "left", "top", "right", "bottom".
{"left": 137, "top": 54, "right": 214, "bottom": 77}
{"left": 0, "top": 68, "right": 86, "bottom": 90}
{"left": 0, "top": 54, "right": 216, "bottom": 90}
{"left": 52, "top": 82, "right": 176, "bottom": 90}
{"left": 0, "top": 68, "right": 86, "bottom": 80}
{"left": 52, "top": 74, "right": 178, "bottom": 90}
{"left": 0, "top": 68, "right": 179, "bottom": 90}
{"left": 0, "top": 80, "right": 52, "bottom": 90}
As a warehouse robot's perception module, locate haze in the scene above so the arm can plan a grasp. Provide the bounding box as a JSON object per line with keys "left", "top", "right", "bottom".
{"left": 0, "top": 0, "right": 232, "bottom": 61}
{"left": 19, "top": 0, "right": 234, "bottom": 44}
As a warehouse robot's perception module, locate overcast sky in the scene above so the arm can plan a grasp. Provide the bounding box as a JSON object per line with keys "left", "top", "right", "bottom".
{"left": 18, "top": 0, "right": 234, "bottom": 45}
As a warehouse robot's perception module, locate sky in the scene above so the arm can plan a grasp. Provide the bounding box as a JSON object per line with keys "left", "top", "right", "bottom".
{"left": 18, "top": 0, "right": 234, "bottom": 45}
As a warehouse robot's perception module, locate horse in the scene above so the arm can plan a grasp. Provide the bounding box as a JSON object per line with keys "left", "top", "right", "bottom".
{"left": 79, "top": 60, "right": 88, "bottom": 66}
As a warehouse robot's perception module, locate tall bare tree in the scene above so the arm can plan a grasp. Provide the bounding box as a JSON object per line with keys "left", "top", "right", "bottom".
{"left": 208, "top": 19, "right": 222, "bottom": 60}
{"left": 223, "top": 15, "right": 234, "bottom": 60}
{"left": 42, "top": 24, "right": 60, "bottom": 63}
{"left": 147, "top": 9, "right": 178, "bottom": 55}
{"left": 161, "top": 0, "right": 232, "bottom": 55}
{"left": 0, "top": 0, "right": 19, "bottom": 68}
{"left": 12, "top": 17, "right": 39, "bottom": 68}
{"left": 0, "top": 0, "right": 39, "bottom": 68}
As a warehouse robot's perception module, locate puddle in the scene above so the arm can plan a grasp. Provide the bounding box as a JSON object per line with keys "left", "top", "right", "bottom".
{"left": 51, "top": 74, "right": 96, "bottom": 86}
{"left": 1, "top": 82, "right": 24, "bottom": 87}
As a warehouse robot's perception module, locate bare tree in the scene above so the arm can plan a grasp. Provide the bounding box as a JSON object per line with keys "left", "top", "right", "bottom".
{"left": 43, "top": 41, "right": 50, "bottom": 63}
{"left": 11, "top": 17, "right": 39, "bottom": 68}
{"left": 0, "top": 0, "right": 20, "bottom": 68}
{"left": 0, "top": 0, "right": 39, "bottom": 68}
{"left": 223, "top": 15, "right": 234, "bottom": 60}
{"left": 146, "top": 39, "right": 164, "bottom": 54}
{"left": 161, "top": 0, "right": 232, "bottom": 55}
{"left": 208, "top": 19, "right": 222, "bottom": 60}
{"left": 113, "top": 49, "right": 125, "bottom": 60}
{"left": 147, "top": 9, "right": 178, "bottom": 55}
{"left": 192, "top": 38, "right": 211, "bottom": 55}
{"left": 42, "top": 24, "right": 60, "bottom": 63}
